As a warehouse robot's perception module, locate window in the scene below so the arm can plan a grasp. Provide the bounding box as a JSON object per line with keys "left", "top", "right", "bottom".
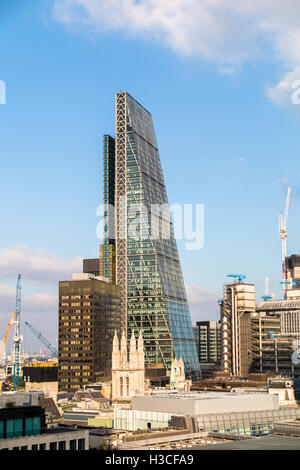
{"left": 21, "top": 446, "right": 28, "bottom": 451}
{"left": 39, "top": 443, "right": 46, "bottom": 450}
{"left": 78, "top": 439, "right": 85, "bottom": 450}
{"left": 70, "top": 440, "right": 77, "bottom": 450}
{"left": 31, "top": 444, "right": 38, "bottom": 450}
{"left": 120, "top": 377, "right": 123, "bottom": 396}
{"left": 0, "top": 421, "right": 4, "bottom": 439}
{"left": 50, "top": 442, "right": 57, "bottom": 450}
{"left": 58, "top": 441, "right": 66, "bottom": 450}
{"left": 25, "top": 417, "right": 33, "bottom": 436}
{"left": 14, "top": 418, "right": 23, "bottom": 438}
{"left": 6, "top": 420, "right": 14, "bottom": 439}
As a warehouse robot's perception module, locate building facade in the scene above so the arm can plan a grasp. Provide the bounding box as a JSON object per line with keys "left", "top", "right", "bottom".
{"left": 58, "top": 274, "right": 121, "bottom": 392}
{"left": 83, "top": 258, "right": 100, "bottom": 277}
{"left": 0, "top": 401, "right": 88, "bottom": 450}
{"left": 286, "top": 254, "right": 300, "bottom": 298}
{"left": 221, "top": 282, "right": 256, "bottom": 376}
{"left": 99, "top": 134, "right": 116, "bottom": 283}
{"left": 112, "top": 330, "right": 145, "bottom": 403}
{"left": 251, "top": 299, "right": 300, "bottom": 377}
{"left": 113, "top": 92, "right": 200, "bottom": 380}
{"left": 194, "top": 321, "right": 222, "bottom": 365}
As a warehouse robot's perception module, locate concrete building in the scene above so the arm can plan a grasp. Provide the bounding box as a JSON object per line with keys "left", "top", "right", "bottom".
{"left": 112, "top": 330, "right": 145, "bottom": 403}
{"left": 251, "top": 299, "right": 300, "bottom": 377}
{"left": 0, "top": 397, "right": 88, "bottom": 450}
{"left": 221, "top": 281, "right": 256, "bottom": 376}
{"left": 132, "top": 391, "right": 279, "bottom": 416}
{"left": 118, "top": 391, "right": 300, "bottom": 436}
{"left": 58, "top": 273, "right": 121, "bottom": 392}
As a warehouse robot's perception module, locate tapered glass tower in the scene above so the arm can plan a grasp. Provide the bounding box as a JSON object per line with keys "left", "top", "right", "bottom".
{"left": 113, "top": 92, "right": 200, "bottom": 380}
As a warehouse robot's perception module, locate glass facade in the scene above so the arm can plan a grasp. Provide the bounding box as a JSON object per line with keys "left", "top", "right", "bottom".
{"left": 99, "top": 135, "right": 116, "bottom": 282}
{"left": 115, "top": 92, "right": 201, "bottom": 380}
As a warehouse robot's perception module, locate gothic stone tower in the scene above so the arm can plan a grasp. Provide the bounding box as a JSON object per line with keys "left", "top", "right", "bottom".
{"left": 112, "top": 329, "right": 145, "bottom": 403}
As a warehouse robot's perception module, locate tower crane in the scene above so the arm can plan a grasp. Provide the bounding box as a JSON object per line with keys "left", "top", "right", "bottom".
{"left": 227, "top": 274, "right": 246, "bottom": 283}
{"left": 279, "top": 187, "right": 291, "bottom": 297}
{"left": 24, "top": 321, "right": 58, "bottom": 357}
{"left": 0, "top": 312, "right": 16, "bottom": 360}
{"left": 13, "top": 273, "right": 22, "bottom": 391}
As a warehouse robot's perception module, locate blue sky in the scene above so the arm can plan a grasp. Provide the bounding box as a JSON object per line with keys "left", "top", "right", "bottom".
{"left": 0, "top": 0, "right": 300, "bottom": 351}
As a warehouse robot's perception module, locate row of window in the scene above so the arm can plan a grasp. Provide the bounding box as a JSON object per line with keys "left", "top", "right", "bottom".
{"left": 0, "top": 438, "right": 85, "bottom": 451}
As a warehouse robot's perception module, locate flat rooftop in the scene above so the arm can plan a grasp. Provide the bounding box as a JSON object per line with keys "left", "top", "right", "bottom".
{"left": 193, "top": 435, "right": 300, "bottom": 450}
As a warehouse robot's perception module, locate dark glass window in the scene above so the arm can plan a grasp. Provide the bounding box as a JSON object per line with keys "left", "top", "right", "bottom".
{"left": 70, "top": 439, "right": 77, "bottom": 450}
{"left": 58, "top": 441, "right": 66, "bottom": 450}
{"left": 78, "top": 439, "right": 85, "bottom": 450}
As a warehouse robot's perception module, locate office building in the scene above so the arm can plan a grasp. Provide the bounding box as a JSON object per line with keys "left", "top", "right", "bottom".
{"left": 112, "top": 92, "right": 200, "bottom": 380}
{"left": 99, "top": 135, "right": 116, "bottom": 283}
{"left": 221, "top": 281, "right": 256, "bottom": 376}
{"left": 0, "top": 393, "right": 88, "bottom": 450}
{"left": 58, "top": 273, "right": 121, "bottom": 392}
{"left": 194, "top": 321, "right": 221, "bottom": 364}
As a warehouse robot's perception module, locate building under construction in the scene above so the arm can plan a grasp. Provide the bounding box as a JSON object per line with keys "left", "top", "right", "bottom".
{"left": 251, "top": 299, "right": 300, "bottom": 377}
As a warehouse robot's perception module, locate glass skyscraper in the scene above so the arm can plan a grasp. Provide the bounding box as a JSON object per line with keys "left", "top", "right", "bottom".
{"left": 99, "top": 135, "right": 116, "bottom": 282}
{"left": 103, "top": 92, "right": 200, "bottom": 380}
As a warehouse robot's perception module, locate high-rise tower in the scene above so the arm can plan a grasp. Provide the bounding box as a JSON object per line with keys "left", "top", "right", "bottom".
{"left": 114, "top": 92, "right": 200, "bottom": 380}
{"left": 99, "top": 135, "right": 116, "bottom": 282}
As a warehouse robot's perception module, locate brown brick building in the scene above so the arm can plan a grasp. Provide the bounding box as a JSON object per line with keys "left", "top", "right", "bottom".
{"left": 58, "top": 274, "right": 121, "bottom": 392}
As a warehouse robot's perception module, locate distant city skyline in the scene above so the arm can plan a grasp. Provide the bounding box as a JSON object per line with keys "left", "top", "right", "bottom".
{"left": 1, "top": 1, "right": 300, "bottom": 349}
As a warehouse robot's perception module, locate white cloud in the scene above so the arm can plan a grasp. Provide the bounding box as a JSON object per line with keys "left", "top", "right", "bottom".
{"left": 266, "top": 66, "right": 300, "bottom": 107}
{"left": 0, "top": 285, "right": 58, "bottom": 352}
{"left": 52, "top": 0, "right": 300, "bottom": 106}
{"left": 0, "top": 282, "right": 58, "bottom": 341}
{"left": 185, "top": 284, "right": 219, "bottom": 325}
{"left": 0, "top": 244, "right": 82, "bottom": 284}
{"left": 0, "top": 245, "right": 81, "bottom": 347}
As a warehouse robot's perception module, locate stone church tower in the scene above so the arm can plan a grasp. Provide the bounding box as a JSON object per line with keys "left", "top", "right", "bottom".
{"left": 112, "top": 330, "right": 145, "bottom": 403}
{"left": 170, "top": 356, "right": 191, "bottom": 392}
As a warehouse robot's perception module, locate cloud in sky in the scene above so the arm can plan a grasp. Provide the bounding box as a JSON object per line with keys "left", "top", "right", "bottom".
{"left": 185, "top": 284, "right": 219, "bottom": 325}
{"left": 0, "top": 244, "right": 82, "bottom": 284}
{"left": 0, "top": 281, "right": 58, "bottom": 349}
{"left": 52, "top": 0, "right": 300, "bottom": 106}
{"left": 0, "top": 244, "right": 81, "bottom": 347}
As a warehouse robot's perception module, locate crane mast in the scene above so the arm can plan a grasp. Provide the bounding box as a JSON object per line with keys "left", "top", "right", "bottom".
{"left": 0, "top": 312, "right": 16, "bottom": 360}
{"left": 13, "top": 273, "right": 22, "bottom": 391}
{"left": 279, "top": 187, "right": 291, "bottom": 298}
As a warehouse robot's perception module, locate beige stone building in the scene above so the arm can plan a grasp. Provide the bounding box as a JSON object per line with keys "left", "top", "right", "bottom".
{"left": 172, "top": 357, "right": 191, "bottom": 392}
{"left": 112, "top": 330, "right": 145, "bottom": 403}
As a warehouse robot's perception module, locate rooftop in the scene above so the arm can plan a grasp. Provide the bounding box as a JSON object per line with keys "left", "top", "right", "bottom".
{"left": 194, "top": 435, "right": 300, "bottom": 450}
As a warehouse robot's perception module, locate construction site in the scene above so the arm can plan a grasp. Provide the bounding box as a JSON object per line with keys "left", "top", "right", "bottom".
{"left": 0, "top": 273, "right": 58, "bottom": 393}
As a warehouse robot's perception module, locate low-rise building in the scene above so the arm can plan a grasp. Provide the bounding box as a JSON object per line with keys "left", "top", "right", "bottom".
{"left": 115, "top": 390, "right": 300, "bottom": 436}
{"left": 0, "top": 402, "right": 88, "bottom": 450}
